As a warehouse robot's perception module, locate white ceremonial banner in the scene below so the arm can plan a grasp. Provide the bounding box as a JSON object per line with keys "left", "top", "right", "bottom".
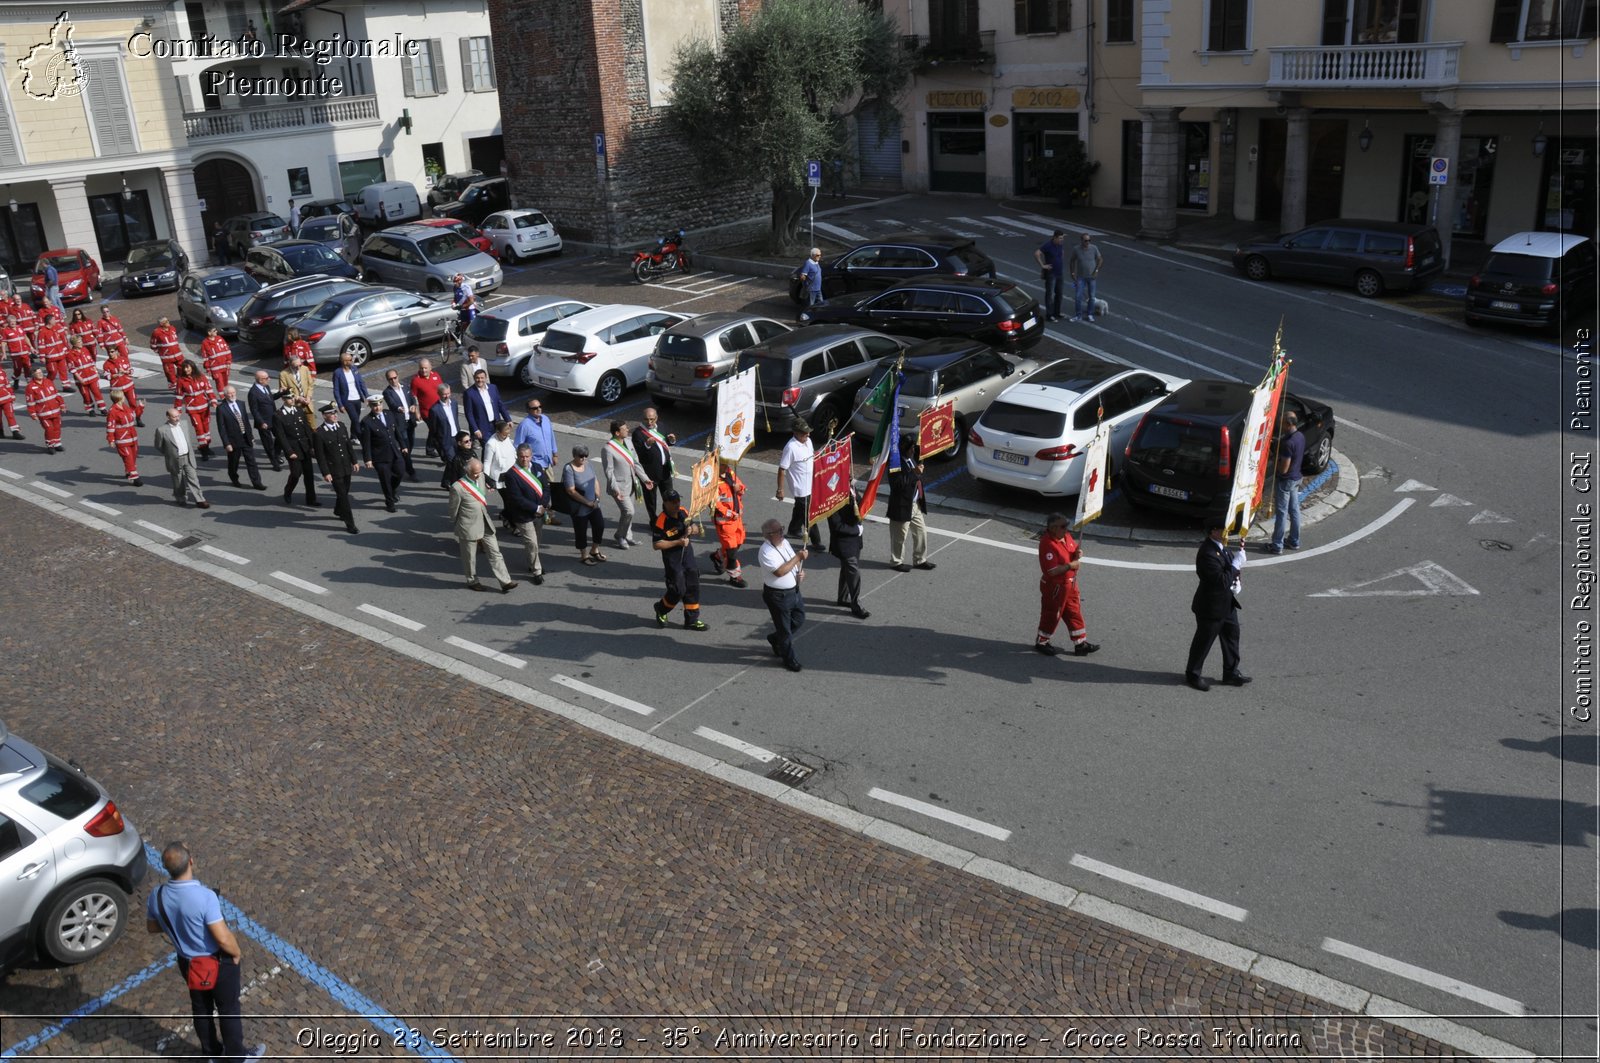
{"left": 715, "top": 365, "right": 756, "bottom": 462}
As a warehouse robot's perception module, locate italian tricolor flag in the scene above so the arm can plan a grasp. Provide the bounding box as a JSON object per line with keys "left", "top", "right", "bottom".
{"left": 858, "top": 367, "right": 903, "bottom": 517}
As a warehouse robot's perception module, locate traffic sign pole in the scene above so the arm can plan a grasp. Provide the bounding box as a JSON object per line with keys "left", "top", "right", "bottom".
{"left": 806, "top": 160, "right": 822, "bottom": 248}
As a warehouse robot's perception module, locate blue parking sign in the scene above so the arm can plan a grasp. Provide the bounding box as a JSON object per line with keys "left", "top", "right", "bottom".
{"left": 806, "top": 160, "right": 822, "bottom": 187}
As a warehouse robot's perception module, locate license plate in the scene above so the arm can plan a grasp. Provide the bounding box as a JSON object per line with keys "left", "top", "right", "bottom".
{"left": 475, "top": 277, "right": 494, "bottom": 290}
{"left": 1022, "top": 317, "right": 1037, "bottom": 330}
{"left": 1490, "top": 300, "right": 1519, "bottom": 310}
{"left": 993, "top": 449, "right": 1028, "bottom": 466}
{"left": 537, "top": 376, "right": 558, "bottom": 388}
{"left": 1420, "top": 256, "right": 1436, "bottom": 267}
{"left": 1149, "top": 484, "right": 1189, "bottom": 500}
{"left": 140, "top": 280, "right": 155, "bottom": 288}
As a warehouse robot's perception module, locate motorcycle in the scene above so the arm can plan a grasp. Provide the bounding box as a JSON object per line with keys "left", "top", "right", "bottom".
{"left": 632, "top": 229, "right": 692, "bottom": 282}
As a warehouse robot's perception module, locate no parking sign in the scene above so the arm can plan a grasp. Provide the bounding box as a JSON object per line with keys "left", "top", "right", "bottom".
{"left": 1428, "top": 156, "right": 1449, "bottom": 185}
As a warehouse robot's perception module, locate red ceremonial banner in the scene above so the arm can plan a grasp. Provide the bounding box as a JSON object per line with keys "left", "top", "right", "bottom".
{"left": 1250, "top": 368, "right": 1289, "bottom": 513}
{"left": 807, "top": 435, "right": 854, "bottom": 527}
{"left": 918, "top": 400, "right": 956, "bottom": 459}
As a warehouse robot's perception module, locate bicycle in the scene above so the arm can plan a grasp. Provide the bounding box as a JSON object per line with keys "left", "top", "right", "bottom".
{"left": 440, "top": 315, "right": 467, "bottom": 365}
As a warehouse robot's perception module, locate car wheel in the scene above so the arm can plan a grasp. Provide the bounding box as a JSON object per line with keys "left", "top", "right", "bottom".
{"left": 1243, "top": 256, "right": 1271, "bottom": 282}
{"left": 425, "top": 278, "right": 445, "bottom": 294}
{"left": 39, "top": 877, "right": 128, "bottom": 964}
{"left": 788, "top": 276, "right": 805, "bottom": 306}
{"left": 595, "top": 371, "right": 626, "bottom": 405}
{"left": 937, "top": 416, "right": 966, "bottom": 462}
{"left": 519, "top": 359, "right": 539, "bottom": 387}
{"left": 1306, "top": 432, "right": 1333, "bottom": 474}
{"left": 503, "top": 245, "right": 519, "bottom": 263}
{"left": 1355, "top": 269, "right": 1384, "bottom": 298}
{"left": 810, "top": 400, "right": 841, "bottom": 438}
{"left": 340, "top": 338, "right": 371, "bottom": 367}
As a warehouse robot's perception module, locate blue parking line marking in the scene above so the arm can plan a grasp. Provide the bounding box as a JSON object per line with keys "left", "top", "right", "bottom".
{"left": 677, "top": 428, "right": 710, "bottom": 447}
{"left": 140, "top": 844, "right": 458, "bottom": 1062}
{"left": 1302, "top": 459, "right": 1338, "bottom": 495}
{"left": 1, "top": 954, "right": 176, "bottom": 1059}
{"left": 925, "top": 465, "right": 967, "bottom": 492}
{"left": 574, "top": 399, "right": 646, "bottom": 427}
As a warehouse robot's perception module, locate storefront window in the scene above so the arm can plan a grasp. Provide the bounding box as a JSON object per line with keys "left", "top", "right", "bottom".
{"left": 928, "top": 112, "right": 986, "bottom": 194}
{"left": 88, "top": 191, "right": 155, "bottom": 263}
{"left": 1015, "top": 112, "right": 1080, "bottom": 196}
{"left": 1181, "top": 122, "right": 1211, "bottom": 209}
{"left": 1540, "top": 139, "right": 1597, "bottom": 236}
{"left": 1400, "top": 134, "right": 1497, "bottom": 238}
{"left": 0, "top": 205, "right": 46, "bottom": 277}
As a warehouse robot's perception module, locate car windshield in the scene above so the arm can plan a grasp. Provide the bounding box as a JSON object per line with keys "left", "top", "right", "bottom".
{"left": 282, "top": 245, "right": 342, "bottom": 270}
{"left": 994, "top": 286, "right": 1035, "bottom": 314}
{"left": 739, "top": 352, "right": 792, "bottom": 391}
{"left": 417, "top": 233, "right": 477, "bottom": 264}
{"left": 300, "top": 298, "right": 348, "bottom": 324}
{"left": 539, "top": 329, "right": 585, "bottom": 354}
{"left": 861, "top": 362, "right": 935, "bottom": 399}
{"left": 20, "top": 755, "right": 101, "bottom": 820}
{"left": 204, "top": 274, "right": 260, "bottom": 298}
{"left": 127, "top": 246, "right": 174, "bottom": 269}
{"left": 656, "top": 334, "right": 707, "bottom": 361}
{"left": 250, "top": 215, "right": 288, "bottom": 230}
{"left": 468, "top": 315, "right": 509, "bottom": 341}
{"left": 300, "top": 218, "right": 339, "bottom": 238}
{"left": 43, "top": 254, "right": 81, "bottom": 271}
{"left": 1128, "top": 419, "right": 1220, "bottom": 476}
{"left": 445, "top": 222, "right": 475, "bottom": 238}
{"left": 1484, "top": 253, "right": 1554, "bottom": 281}
{"left": 980, "top": 400, "right": 1068, "bottom": 438}
{"left": 514, "top": 213, "right": 549, "bottom": 229}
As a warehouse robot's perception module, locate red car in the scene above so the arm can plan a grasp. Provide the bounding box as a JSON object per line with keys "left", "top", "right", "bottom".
{"left": 31, "top": 249, "right": 102, "bottom": 307}
{"left": 414, "top": 217, "right": 496, "bottom": 258}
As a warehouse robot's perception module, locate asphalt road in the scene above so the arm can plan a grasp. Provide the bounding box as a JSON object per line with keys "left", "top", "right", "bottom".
{"left": 21, "top": 195, "right": 1593, "bottom": 1056}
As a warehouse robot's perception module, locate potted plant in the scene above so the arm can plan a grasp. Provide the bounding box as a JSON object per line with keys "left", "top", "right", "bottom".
{"left": 1039, "top": 139, "right": 1100, "bottom": 207}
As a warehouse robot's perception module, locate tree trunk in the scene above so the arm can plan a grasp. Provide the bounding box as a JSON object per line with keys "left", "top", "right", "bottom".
{"left": 765, "top": 183, "right": 810, "bottom": 256}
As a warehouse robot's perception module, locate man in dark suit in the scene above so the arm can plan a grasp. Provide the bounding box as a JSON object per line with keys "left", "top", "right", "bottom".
{"left": 827, "top": 485, "right": 869, "bottom": 620}
{"left": 247, "top": 370, "right": 283, "bottom": 469}
{"left": 461, "top": 368, "right": 509, "bottom": 444}
{"left": 631, "top": 406, "right": 675, "bottom": 522}
{"left": 380, "top": 368, "right": 417, "bottom": 479}
{"left": 273, "top": 396, "right": 319, "bottom": 507}
{"left": 215, "top": 385, "right": 267, "bottom": 490}
{"left": 313, "top": 402, "right": 360, "bottom": 534}
{"left": 427, "top": 384, "right": 463, "bottom": 466}
{"left": 357, "top": 396, "right": 406, "bottom": 512}
{"left": 1184, "top": 516, "right": 1250, "bottom": 692}
{"left": 887, "top": 439, "right": 934, "bottom": 572}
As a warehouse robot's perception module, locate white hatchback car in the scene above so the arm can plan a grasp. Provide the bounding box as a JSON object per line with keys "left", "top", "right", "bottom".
{"left": 966, "top": 356, "right": 1188, "bottom": 496}
{"left": 463, "top": 295, "right": 596, "bottom": 382}
{"left": 530, "top": 305, "right": 693, "bottom": 405}
{"left": 480, "top": 209, "right": 563, "bottom": 262}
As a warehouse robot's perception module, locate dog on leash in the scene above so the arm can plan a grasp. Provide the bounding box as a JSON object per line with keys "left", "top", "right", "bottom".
{"left": 1092, "top": 297, "right": 1110, "bottom": 318}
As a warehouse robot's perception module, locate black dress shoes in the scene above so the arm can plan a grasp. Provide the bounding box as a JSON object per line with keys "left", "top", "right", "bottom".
{"left": 1185, "top": 675, "right": 1212, "bottom": 692}
{"left": 1222, "top": 673, "right": 1253, "bottom": 686}
{"left": 851, "top": 608, "right": 870, "bottom": 620}
{"left": 1073, "top": 641, "right": 1101, "bottom": 656}
{"left": 914, "top": 561, "right": 937, "bottom": 570}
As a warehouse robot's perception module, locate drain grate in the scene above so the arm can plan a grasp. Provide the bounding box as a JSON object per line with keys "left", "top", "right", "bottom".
{"left": 169, "top": 535, "right": 204, "bottom": 550}
{"left": 766, "top": 758, "right": 815, "bottom": 787}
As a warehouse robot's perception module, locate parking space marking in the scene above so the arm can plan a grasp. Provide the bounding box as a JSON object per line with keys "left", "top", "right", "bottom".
{"left": 134, "top": 519, "right": 184, "bottom": 541}
{"left": 694, "top": 726, "right": 778, "bottom": 763}
{"left": 814, "top": 219, "right": 869, "bottom": 242}
{"left": 29, "top": 480, "right": 72, "bottom": 498}
{"left": 79, "top": 499, "right": 122, "bottom": 517}
{"left": 445, "top": 634, "right": 526, "bottom": 669}
{"left": 359, "top": 602, "right": 426, "bottom": 631}
{"left": 270, "top": 570, "right": 328, "bottom": 595}
{"left": 198, "top": 544, "right": 250, "bottom": 565}
{"left": 1321, "top": 937, "right": 1527, "bottom": 1016}
{"left": 987, "top": 214, "right": 1058, "bottom": 236}
{"left": 0, "top": 467, "right": 20, "bottom": 479}
{"left": 551, "top": 674, "right": 655, "bottom": 715}
{"left": 1, "top": 953, "right": 178, "bottom": 1058}
{"left": 867, "top": 787, "right": 1012, "bottom": 841}
{"left": 1070, "top": 854, "right": 1248, "bottom": 921}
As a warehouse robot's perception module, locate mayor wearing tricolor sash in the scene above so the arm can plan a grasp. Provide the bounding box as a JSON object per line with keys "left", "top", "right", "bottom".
{"left": 450, "top": 457, "right": 519, "bottom": 593}
{"left": 501, "top": 444, "right": 547, "bottom": 583}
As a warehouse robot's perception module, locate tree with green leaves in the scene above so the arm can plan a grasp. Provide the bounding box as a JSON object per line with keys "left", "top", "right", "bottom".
{"left": 667, "top": 0, "right": 912, "bottom": 254}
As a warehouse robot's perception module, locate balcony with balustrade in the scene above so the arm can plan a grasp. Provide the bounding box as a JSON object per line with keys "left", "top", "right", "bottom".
{"left": 1266, "top": 41, "right": 1463, "bottom": 90}
{"left": 183, "top": 94, "right": 383, "bottom": 142}
{"left": 901, "top": 28, "right": 996, "bottom": 70}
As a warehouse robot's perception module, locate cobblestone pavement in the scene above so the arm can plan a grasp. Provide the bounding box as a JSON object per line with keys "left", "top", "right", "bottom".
{"left": 0, "top": 497, "right": 1471, "bottom": 1060}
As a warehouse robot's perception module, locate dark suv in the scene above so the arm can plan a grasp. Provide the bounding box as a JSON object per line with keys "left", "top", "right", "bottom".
{"left": 426, "top": 170, "right": 485, "bottom": 209}
{"left": 223, "top": 211, "right": 292, "bottom": 258}
{"left": 801, "top": 276, "right": 1044, "bottom": 351}
{"left": 1233, "top": 219, "right": 1443, "bottom": 297}
{"left": 236, "top": 274, "right": 366, "bottom": 352}
{"left": 789, "top": 234, "right": 996, "bottom": 304}
{"left": 1122, "top": 380, "right": 1335, "bottom": 517}
{"left": 433, "top": 177, "right": 510, "bottom": 225}
{"left": 1466, "top": 232, "right": 1596, "bottom": 329}
{"left": 736, "top": 325, "right": 909, "bottom": 436}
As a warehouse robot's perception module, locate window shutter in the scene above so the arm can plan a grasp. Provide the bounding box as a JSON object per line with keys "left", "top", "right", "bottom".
{"left": 80, "top": 56, "right": 137, "bottom": 155}
{"left": 1056, "top": 0, "right": 1071, "bottom": 31}
{"left": 0, "top": 96, "right": 21, "bottom": 167}
{"left": 1015, "top": 0, "right": 1028, "bottom": 34}
{"left": 430, "top": 39, "right": 447, "bottom": 95}
{"left": 484, "top": 39, "right": 496, "bottom": 90}
{"left": 458, "top": 37, "right": 474, "bottom": 90}
{"left": 1488, "top": 0, "right": 1522, "bottom": 41}
{"left": 1571, "top": 0, "right": 1596, "bottom": 38}
{"left": 1320, "top": 0, "right": 1347, "bottom": 44}
{"left": 1396, "top": 0, "right": 1423, "bottom": 42}
{"left": 401, "top": 53, "right": 416, "bottom": 96}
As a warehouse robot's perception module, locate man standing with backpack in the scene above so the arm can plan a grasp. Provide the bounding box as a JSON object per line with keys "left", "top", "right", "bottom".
{"left": 146, "top": 842, "right": 265, "bottom": 1061}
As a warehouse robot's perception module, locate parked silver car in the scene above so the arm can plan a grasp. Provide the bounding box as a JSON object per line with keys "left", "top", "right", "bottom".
{"left": 296, "top": 286, "right": 456, "bottom": 367}
{"left": 466, "top": 295, "right": 596, "bottom": 381}
{"left": 647, "top": 312, "right": 791, "bottom": 408}
{"left": 0, "top": 719, "right": 147, "bottom": 970}
{"left": 175, "top": 266, "right": 263, "bottom": 336}
{"left": 358, "top": 224, "right": 502, "bottom": 295}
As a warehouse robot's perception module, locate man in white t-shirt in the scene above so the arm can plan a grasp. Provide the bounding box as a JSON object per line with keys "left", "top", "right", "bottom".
{"left": 758, "top": 517, "right": 807, "bottom": 672}
{"left": 774, "top": 419, "right": 824, "bottom": 547}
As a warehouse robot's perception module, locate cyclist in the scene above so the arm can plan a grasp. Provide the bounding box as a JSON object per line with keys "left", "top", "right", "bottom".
{"left": 451, "top": 273, "right": 476, "bottom": 326}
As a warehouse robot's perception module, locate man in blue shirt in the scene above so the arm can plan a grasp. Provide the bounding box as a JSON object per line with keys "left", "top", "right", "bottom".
{"left": 796, "top": 247, "right": 823, "bottom": 324}
{"left": 1033, "top": 230, "right": 1066, "bottom": 321}
{"left": 146, "top": 842, "right": 263, "bottom": 1062}
{"left": 1267, "top": 411, "right": 1305, "bottom": 554}
{"left": 514, "top": 397, "right": 557, "bottom": 477}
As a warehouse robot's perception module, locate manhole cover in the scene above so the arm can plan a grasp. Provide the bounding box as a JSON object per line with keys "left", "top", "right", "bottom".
{"left": 766, "top": 759, "right": 815, "bottom": 787}
{"left": 169, "top": 535, "right": 204, "bottom": 550}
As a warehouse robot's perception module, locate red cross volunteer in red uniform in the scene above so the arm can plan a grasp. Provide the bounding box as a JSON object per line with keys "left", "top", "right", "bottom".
{"left": 1035, "top": 512, "right": 1100, "bottom": 657}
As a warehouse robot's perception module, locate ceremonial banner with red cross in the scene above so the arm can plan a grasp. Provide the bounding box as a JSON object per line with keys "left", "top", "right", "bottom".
{"left": 917, "top": 400, "right": 956, "bottom": 460}
{"left": 1224, "top": 324, "right": 1291, "bottom": 535}
{"left": 807, "top": 434, "right": 854, "bottom": 527}
{"left": 1072, "top": 421, "right": 1111, "bottom": 528}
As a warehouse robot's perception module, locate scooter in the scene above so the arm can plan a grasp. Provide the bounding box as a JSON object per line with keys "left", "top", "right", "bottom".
{"left": 632, "top": 229, "right": 691, "bottom": 282}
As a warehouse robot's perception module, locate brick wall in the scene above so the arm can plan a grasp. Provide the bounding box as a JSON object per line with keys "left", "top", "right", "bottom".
{"left": 488, "top": 0, "right": 767, "bottom": 251}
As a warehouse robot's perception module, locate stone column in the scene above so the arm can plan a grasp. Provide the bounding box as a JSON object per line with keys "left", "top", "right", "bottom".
{"left": 1281, "top": 107, "right": 1311, "bottom": 234}
{"left": 51, "top": 177, "right": 102, "bottom": 264}
{"left": 1138, "top": 106, "right": 1182, "bottom": 241}
{"left": 1429, "top": 108, "right": 1463, "bottom": 268}
{"left": 1215, "top": 108, "right": 1238, "bottom": 221}
{"left": 160, "top": 165, "right": 209, "bottom": 262}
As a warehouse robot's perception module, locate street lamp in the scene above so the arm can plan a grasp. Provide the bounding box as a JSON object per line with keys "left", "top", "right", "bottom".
{"left": 120, "top": 173, "right": 133, "bottom": 201}
{"left": 1358, "top": 120, "right": 1373, "bottom": 152}
{"left": 6, "top": 186, "right": 16, "bottom": 213}
{"left": 1532, "top": 121, "right": 1548, "bottom": 157}
{"left": 1220, "top": 112, "right": 1235, "bottom": 147}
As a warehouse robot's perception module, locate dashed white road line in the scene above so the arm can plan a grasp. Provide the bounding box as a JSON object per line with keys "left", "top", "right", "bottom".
{"left": 358, "top": 603, "right": 424, "bottom": 631}
{"left": 0, "top": 467, "right": 21, "bottom": 480}
{"left": 550, "top": 674, "right": 655, "bottom": 716}
{"left": 1070, "top": 854, "right": 1249, "bottom": 921}
{"left": 693, "top": 726, "right": 777, "bottom": 764}
{"left": 1321, "top": 937, "right": 1528, "bottom": 1016}
{"left": 30, "top": 480, "right": 72, "bottom": 498}
{"left": 269, "top": 570, "right": 327, "bottom": 595}
{"left": 814, "top": 219, "right": 868, "bottom": 243}
{"left": 79, "top": 500, "right": 121, "bottom": 517}
{"left": 198, "top": 544, "right": 249, "bottom": 565}
{"left": 986, "top": 214, "right": 1058, "bottom": 236}
{"left": 444, "top": 634, "right": 525, "bottom": 669}
{"left": 134, "top": 519, "right": 183, "bottom": 541}
{"left": 867, "top": 787, "right": 1012, "bottom": 841}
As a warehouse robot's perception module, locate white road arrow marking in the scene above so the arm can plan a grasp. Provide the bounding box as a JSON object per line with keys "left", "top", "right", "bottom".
{"left": 1394, "top": 479, "right": 1437, "bottom": 492}
{"left": 1429, "top": 493, "right": 1473, "bottom": 507}
{"left": 1360, "top": 466, "right": 1390, "bottom": 479}
{"left": 1310, "top": 561, "right": 1480, "bottom": 598}
{"left": 1469, "top": 509, "right": 1514, "bottom": 524}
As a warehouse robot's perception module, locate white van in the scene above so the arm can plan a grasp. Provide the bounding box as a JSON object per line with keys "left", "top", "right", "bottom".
{"left": 354, "top": 181, "right": 422, "bottom": 226}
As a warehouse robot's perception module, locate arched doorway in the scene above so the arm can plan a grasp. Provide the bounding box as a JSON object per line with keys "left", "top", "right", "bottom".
{"left": 193, "top": 157, "right": 257, "bottom": 239}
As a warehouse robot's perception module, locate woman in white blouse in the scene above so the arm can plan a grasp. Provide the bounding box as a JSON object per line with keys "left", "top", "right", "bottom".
{"left": 482, "top": 419, "right": 518, "bottom": 522}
